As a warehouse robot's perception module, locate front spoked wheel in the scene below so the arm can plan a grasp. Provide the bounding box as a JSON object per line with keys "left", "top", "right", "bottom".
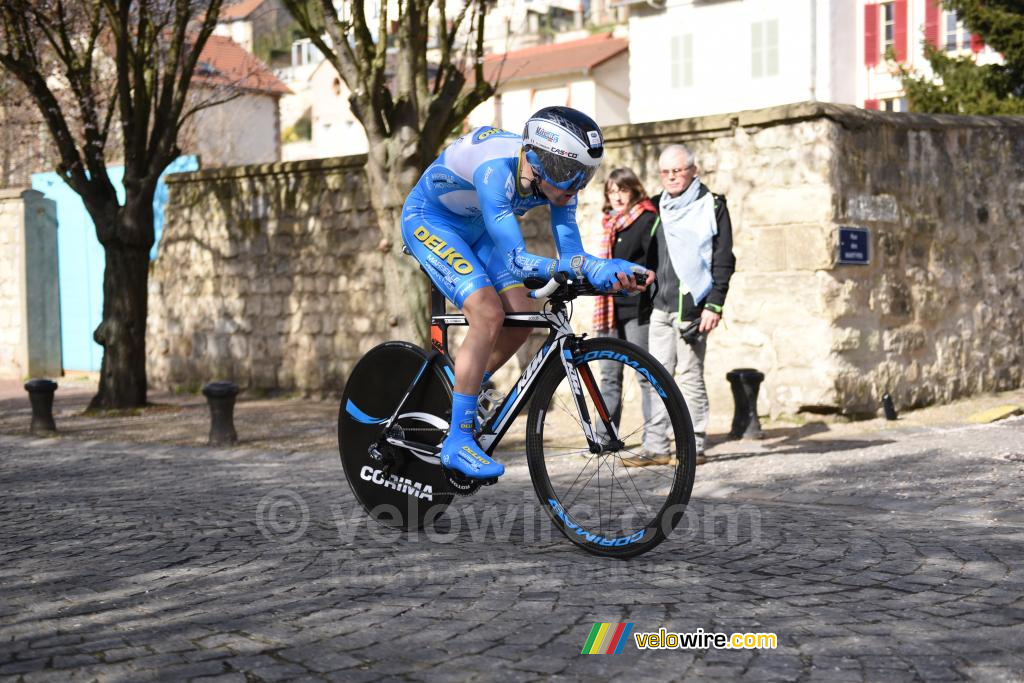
{"left": 526, "top": 337, "right": 696, "bottom": 558}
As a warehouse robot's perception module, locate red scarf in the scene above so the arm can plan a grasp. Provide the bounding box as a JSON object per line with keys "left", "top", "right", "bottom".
{"left": 593, "top": 199, "right": 656, "bottom": 333}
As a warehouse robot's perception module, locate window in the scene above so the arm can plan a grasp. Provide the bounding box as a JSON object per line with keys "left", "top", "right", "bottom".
{"left": 881, "top": 97, "right": 907, "bottom": 112}
{"left": 882, "top": 2, "right": 895, "bottom": 53}
{"left": 671, "top": 34, "right": 694, "bottom": 88}
{"left": 751, "top": 20, "right": 779, "bottom": 79}
{"left": 944, "top": 11, "right": 969, "bottom": 52}
{"left": 291, "top": 39, "right": 325, "bottom": 68}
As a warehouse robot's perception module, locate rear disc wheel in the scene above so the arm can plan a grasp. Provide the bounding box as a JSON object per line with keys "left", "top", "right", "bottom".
{"left": 338, "top": 341, "right": 453, "bottom": 530}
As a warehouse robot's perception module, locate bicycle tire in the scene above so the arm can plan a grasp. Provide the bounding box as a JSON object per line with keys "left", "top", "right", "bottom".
{"left": 338, "top": 341, "right": 454, "bottom": 530}
{"left": 525, "top": 337, "right": 696, "bottom": 558}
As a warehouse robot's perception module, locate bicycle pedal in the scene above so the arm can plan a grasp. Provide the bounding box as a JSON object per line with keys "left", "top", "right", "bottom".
{"left": 476, "top": 388, "right": 505, "bottom": 425}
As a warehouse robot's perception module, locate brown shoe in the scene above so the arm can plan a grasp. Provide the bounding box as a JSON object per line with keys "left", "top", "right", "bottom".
{"left": 621, "top": 452, "right": 673, "bottom": 468}
{"left": 696, "top": 453, "right": 708, "bottom": 466}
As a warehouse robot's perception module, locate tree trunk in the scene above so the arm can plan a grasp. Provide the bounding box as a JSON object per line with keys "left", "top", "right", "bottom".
{"left": 366, "top": 140, "right": 430, "bottom": 345}
{"left": 88, "top": 211, "right": 152, "bottom": 410}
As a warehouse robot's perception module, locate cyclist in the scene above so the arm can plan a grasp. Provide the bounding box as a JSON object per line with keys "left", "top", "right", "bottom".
{"left": 402, "top": 106, "right": 655, "bottom": 480}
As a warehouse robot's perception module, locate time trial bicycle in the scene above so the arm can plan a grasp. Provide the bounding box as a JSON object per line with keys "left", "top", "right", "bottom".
{"left": 338, "top": 272, "right": 697, "bottom": 558}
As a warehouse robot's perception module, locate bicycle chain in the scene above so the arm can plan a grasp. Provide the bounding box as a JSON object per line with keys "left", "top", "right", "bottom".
{"left": 385, "top": 424, "right": 483, "bottom": 497}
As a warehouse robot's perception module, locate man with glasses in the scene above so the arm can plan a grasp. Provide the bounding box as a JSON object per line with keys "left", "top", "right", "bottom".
{"left": 636, "top": 144, "right": 735, "bottom": 466}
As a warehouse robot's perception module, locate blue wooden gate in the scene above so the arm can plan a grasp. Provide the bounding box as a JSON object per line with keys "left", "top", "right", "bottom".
{"left": 31, "top": 156, "right": 198, "bottom": 372}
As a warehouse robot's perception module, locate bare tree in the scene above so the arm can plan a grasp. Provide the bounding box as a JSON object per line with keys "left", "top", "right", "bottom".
{"left": 280, "top": 0, "right": 496, "bottom": 341}
{"left": 0, "top": 0, "right": 227, "bottom": 409}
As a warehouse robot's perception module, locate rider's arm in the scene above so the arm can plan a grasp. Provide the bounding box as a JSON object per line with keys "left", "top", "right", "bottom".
{"left": 549, "top": 200, "right": 588, "bottom": 262}
{"left": 474, "top": 162, "right": 557, "bottom": 281}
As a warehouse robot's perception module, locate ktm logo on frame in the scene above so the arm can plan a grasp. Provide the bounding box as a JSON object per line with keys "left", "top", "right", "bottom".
{"left": 581, "top": 622, "right": 633, "bottom": 655}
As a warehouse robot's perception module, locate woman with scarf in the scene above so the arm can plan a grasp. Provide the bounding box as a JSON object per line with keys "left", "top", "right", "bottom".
{"left": 593, "top": 167, "right": 659, "bottom": 460}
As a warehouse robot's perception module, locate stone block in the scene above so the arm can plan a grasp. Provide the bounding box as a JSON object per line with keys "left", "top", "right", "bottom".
{"left": 882, "top": 326, "right": 927, "bottom": 354}
{"left": 229, "top": 335, "right": 248, "bottom": 360}
{"left": 786, "top": 224, "right": 833, "bottom": 270}
{"left": 770, "top": 370, "right": 840, "bottom": 412}
{"left": 845, "top": 193, "right": 900, "bottom": 223}
{"left": 772, "top": 320, "right": 833, "bottom": 368}
{"left": 250, "top": 363, "right": 279, "bottom": 389}
{"left": 727, "top": 273, "right": 822, "bottom": 322}
{"left": 831, "top": 327, "right": 862, "bottom": 352}
{"left": 737, "top": 226, "right": 787, "bottom": 272}
{"left": 301, "top": 315, "right": 322, "bottom": 335}
{"left": 743, "top": 185, "right": 833, "bottom": 226}
{"left": 257, "top": 298, "right": 279, "bottom": 317}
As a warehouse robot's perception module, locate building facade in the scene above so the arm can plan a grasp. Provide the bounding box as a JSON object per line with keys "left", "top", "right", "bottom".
{"left": 625, "top": 0, "right": 999, "bottom": 122}
{"left": 468, "top": 33, "right": 630, "bottom": 134}
{"left": 626, "top": 0, "right": 857, "bottom": 123}
{"left": 857, "top": 0, "right": 999, "bottom": 111}
{"left": 186, "top": 35, "right": 290, "bottom": 167}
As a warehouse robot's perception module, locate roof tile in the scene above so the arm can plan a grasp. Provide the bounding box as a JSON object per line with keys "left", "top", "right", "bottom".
{"left": 194, "top": 35, "right": 291, "bottom": 96}
{"left": 220, "top": 0, "right": 265, "bottom": 21}
{"left": 481, "top": 33, "right": 628, "bottom": 83}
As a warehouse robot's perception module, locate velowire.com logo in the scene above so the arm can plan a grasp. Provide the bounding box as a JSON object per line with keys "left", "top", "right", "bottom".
{"left": 582, "top": 624, "right": 779, "bottom": 654}
{"left": 581, "top": 623, "right": 634, "bottom": 655}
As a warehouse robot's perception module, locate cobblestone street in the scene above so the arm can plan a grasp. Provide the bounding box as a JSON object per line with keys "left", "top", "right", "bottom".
{"left": 1, "top": 414, "right": 1023, "bottom": 681}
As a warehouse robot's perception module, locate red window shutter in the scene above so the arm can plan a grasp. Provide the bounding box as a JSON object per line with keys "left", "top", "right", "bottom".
{"left": 971, "top": 33, "right": 984, "bottom": 53}
{"left": 894, "top": 0, "right": 909, "bottom": 61}
{"left": 924, "top": 0, "right": 941, "bottom": 48}
{"left": 864, "top": 4, "right": 879, "bottom": 67}
{"left": 864, "top": 99, "right": 880, "bottom": 110}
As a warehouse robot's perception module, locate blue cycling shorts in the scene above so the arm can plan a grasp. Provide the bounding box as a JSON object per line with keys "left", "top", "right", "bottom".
{"left": 401, "top": 202, "right": 521, "bottom": 309}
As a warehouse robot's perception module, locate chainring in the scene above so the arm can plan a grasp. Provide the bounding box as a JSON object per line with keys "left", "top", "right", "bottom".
{"left": 442, "top": 466, "right": 485, "bottom": 496}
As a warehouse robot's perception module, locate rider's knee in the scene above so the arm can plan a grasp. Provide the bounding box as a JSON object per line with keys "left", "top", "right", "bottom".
{"left": 464, "top": 290, "right": 505, "bottom": 338}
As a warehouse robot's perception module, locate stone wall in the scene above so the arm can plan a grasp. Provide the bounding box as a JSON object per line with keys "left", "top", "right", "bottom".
{"left": 149, "top": 103, "right": 1024, "bottom": 418}
{"left": 827, "top": 109, "right": 1024, "bottom": 413}
{"left": 597, "top": 103, "right": 1024, "bottom": 416}
{"left": 148, "top": 157, "right": 554, "bottom": 395}
{"left": 0, "top": 188, "right": 60, "bottom": 379}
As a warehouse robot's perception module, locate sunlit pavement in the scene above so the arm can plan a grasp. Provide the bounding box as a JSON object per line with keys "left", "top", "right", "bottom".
{"left": 1, "top": 416, "right": 1023, "bottom": 681}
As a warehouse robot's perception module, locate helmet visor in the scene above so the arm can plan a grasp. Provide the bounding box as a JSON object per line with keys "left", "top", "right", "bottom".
{"left": 527, "top": 148, "right": 598, "bottom": 191}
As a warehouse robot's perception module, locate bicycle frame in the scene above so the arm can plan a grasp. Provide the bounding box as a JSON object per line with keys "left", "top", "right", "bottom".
{"left": 377, "top": 288, "right": 619, "bottom": 460}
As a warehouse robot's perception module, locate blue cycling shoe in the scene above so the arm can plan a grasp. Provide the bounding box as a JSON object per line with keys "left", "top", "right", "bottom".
{"left": 439, "top": 434, "right": 505, "bottom": 480}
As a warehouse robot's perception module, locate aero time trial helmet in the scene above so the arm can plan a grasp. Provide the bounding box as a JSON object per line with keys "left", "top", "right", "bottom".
{"left": 522, "top": 106, "right": 604, "bottom": 192}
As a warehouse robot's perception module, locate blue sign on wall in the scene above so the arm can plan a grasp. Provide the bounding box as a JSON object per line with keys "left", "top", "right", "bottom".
{"left": 31, "top": 156, "right": 198, "bottom": 372}
{"left": 838, "top": 226, "right": 870, "bottom": 265}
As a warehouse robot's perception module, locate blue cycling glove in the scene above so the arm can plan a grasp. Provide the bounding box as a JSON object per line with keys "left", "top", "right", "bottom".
{"left": 557, "top": 254, "right": 643, "bottom": 292}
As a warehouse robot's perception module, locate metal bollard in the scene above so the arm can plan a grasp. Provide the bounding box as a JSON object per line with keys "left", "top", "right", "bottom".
{"left": 726, "top": 368, "right": 765, "bottom": 439}
{"left": 881, "top": 393, "right": 898, "bottom": 420}
{"left": 24, "top": 379, "right": 58, "bottom": 435}
{"left": 202, "top": 381, "right": 239, "bottom": 445}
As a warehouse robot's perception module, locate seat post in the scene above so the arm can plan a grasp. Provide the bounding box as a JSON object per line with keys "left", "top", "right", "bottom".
{"left": 428, "top": 282, "right": 448, "bottom": 354}
{"left": 430, "top": 283, "right": 446, "bottom": 317}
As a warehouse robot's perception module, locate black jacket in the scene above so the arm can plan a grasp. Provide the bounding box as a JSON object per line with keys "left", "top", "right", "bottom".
{"left": 649, "top": 184, "right": 736, "bottom": 322}
{"left": 608, "top": 209, "right": 658, "bottom": 324}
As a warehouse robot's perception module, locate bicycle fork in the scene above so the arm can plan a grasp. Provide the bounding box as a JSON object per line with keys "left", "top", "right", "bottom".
{"left": 557, "top": 338, "right": 623, "bottom": 454}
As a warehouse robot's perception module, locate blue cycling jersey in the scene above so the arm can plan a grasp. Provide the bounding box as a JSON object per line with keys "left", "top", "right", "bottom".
{"left": 401, "top": 126, "right": 589, "bottom": 307}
